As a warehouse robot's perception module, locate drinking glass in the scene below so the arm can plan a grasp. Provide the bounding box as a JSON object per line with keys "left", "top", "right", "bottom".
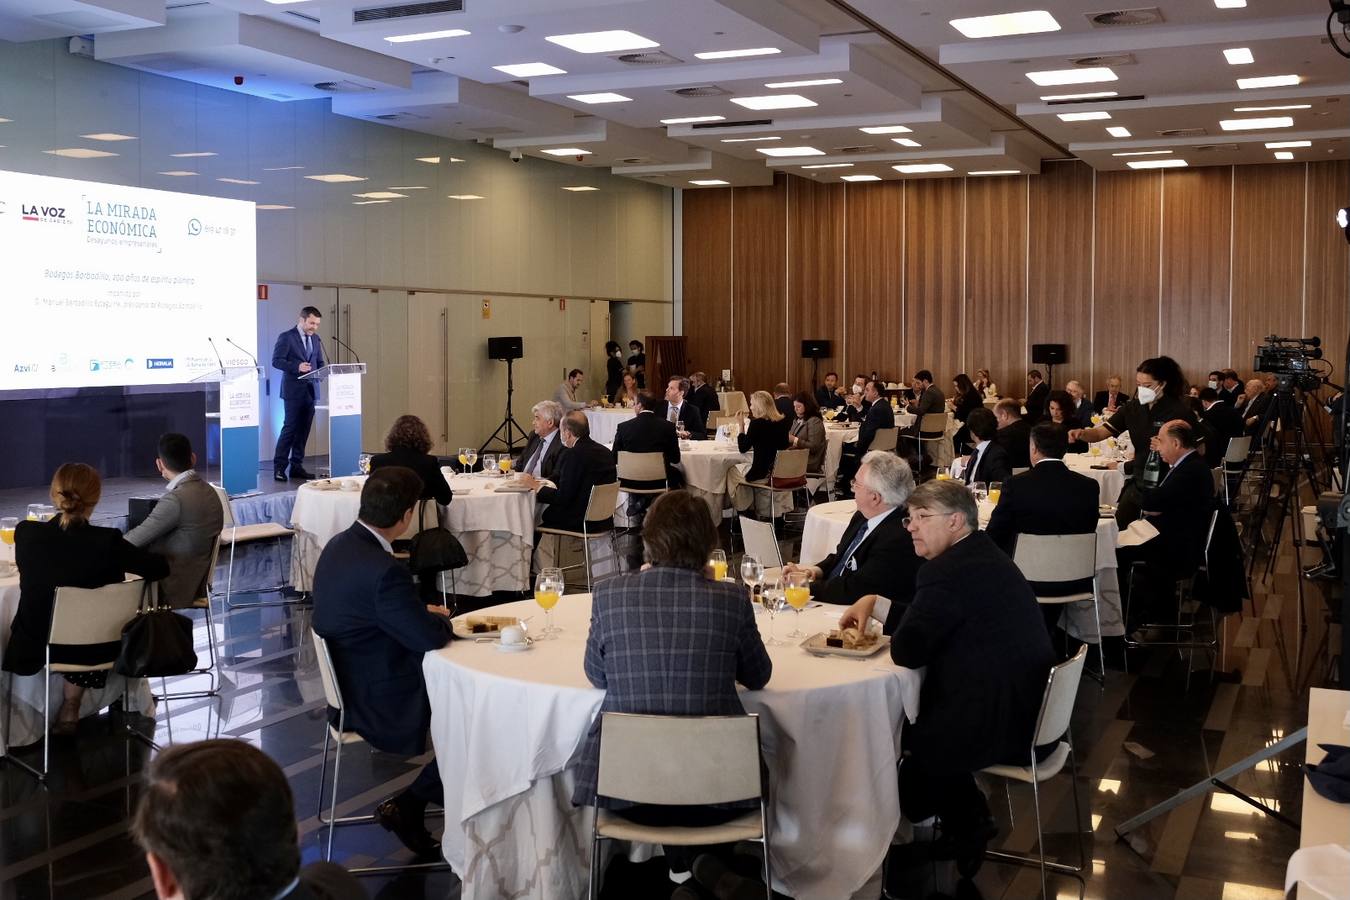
{"left": 480, "top": 453, "right": 496, "bottom": 476}
{"left": 457, "top": 448, "right": 469, "bottom": 473}
{"left": 0, "top": 516, "right": 17, "bottom": 550}
{"left": 25, "top": 504, "right": 43, "bottom": 522}
{"left": 784, "top": 570, "right": 810, "bottom": 638}
{"left": 760, "top": 574, "right": 786, "bottom": 646}
{"left": 935, "top": 466, "right": 951, "bottom": 481}
{"left": 535, "top": 568, "right": 564, "bottom": 638}
{"left": 972, "top": 481, "right": 989, "bottom": 503}
{"left": 498, "top": 456, "right": 513, "bottom": 475}
{"left": 464, "top": 448, "right": 478, "bottom": 473}
{"left": 709, "top": 548, "right": 728, "bottom": 582}
{"left": 988, "top": 481, "right": 1003, "bottom": 505}
{"left": 358, "top": 453, "right": 372, "bottom": 475}
{"left": 740, "top": 555, "right": 763, "bottom": 606}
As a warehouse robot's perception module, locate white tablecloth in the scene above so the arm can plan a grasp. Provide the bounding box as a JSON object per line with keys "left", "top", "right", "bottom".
{"left": 677, "top": 439, "right": 750, "bottom": 521}
{"left": 425, "top": 594, "right": 920, "bottom": 900}
{"left": 798, "top": 500, "right": 1124, "bottom": 642}
{"left": 584, "top": 409, "right": 635, "bottom": 446}
{"left": 823, "top": 423, "right": 858, "bottom": 491}
{"left": 0, "top": 573, "right": 154, "bottom": 756}
{"left": 1063, "top": 451, "right": 1127, "bottom": 506}
{"left": 718, "top": 391, "right": 748, "bottom": 415}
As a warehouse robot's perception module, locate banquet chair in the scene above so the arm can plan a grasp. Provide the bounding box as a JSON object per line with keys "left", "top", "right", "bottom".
{"left": 3, "top": 579, "right": 144, "bottom": 782}
{"left": 1011, "top": 467, "right": 1031, "bottom": 476}
{"left": 870, "top": 426, "right": 898, "bottom": 454}
{"left": 310, "top": 630, "right": 448, "bottom": 875}
{"left": 899, "top": 414, "right": 948, "bottom": 475}
{"left": 154, "top": 532, "right": 225, "bottom": 703}
{"left": 394, "top": 500, "right": 463, "bottom": 608}
{"left": 588, "top": 712, "right": 771, "bottom": 900}
{"left": 746, "top": 448, "right": 810, "bottom": 525}
{"left": 536, "top": 481, "right": 622, "bottom": 591}
{"left": 616, "top": 452, "right": 669, "bottom": 497}
{"left": 1221, "top": 436, "right": 1252, "bottom": 507}
{"left": 738, "top": 515, "right": 784, "bottom": 581}
{"left": 980, "top": 645, "right": 1088, "bottom": 899}
{"left": 1012, "top": 533, "right": 1113, "bottom": 681}
{"left": 211, "top": 484, "right": 297, "bottom": 609}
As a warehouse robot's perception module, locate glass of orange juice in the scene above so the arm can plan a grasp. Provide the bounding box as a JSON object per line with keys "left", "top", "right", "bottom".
{"left": 498, "top": 456, "right": 512, "bottom": 475}
{"left": 784, "top": 570, "right": 810, "bottom": 638}
{"left": 457, "top": 448, "right": 469, "bottom": 473}
{"left": 936, "top": 466, "right": 951, "bottom": 481}
{"left": 0, "top": 517, "right": 17, "bottom": 559}
{"left": 988, "top": 482, "right": 1002, "bottom": 505}
{"left": 709, "top": 549, "right": 728, "bottom": 581}
{"left": 535, "top": 568, "right": 564, "bottom": 638}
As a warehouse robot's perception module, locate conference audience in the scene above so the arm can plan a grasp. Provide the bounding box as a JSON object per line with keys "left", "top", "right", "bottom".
{"left": 785, "top": 452, "right": 921, "bottom": 630}
{"left": 788, "top": 392, "right": 826, "bottom": 474}
{"left": 613, "top": 392, "right": 682, "bottom": 490}
{"left": 1217, "top": 370, "right": 1242, "bottom": 406}
{"left": 1065, "top": 381, "right": 1096, "bottom": 427}
{"left": 772, "top": 383, "right": 795, "bottom": 419}
{"left": 613, "top": 371, "right": 640, "bottom": 407}
{"left": 973, "top": 368, "right": 998, "bottom": 399}
{"left": 655, "top": 376, "right": 707, "bottom": 439}
{"left": 4, "top": 463, "right": 168, "bottom": 736}
{"left": 817, "top": 372, "right": 845, "bottom": 410}
{"left": 1024, "top": 369, "right": 1049, "bottom": 422}
{"left": 311, "top": 466, "right": 452, "bottom": 860}
{"left": 1240, "top": 377, "right": 1271, "bottom": 436}
{"left": 627, "top": 340, "right": 647, "bottom": 389}
{"left": 1047, "top": 390, "right": 1087, "bottom": 452}
{"left": 906, "top": 370, "right": 945, "bottom": 419}
{"left": 959, "top": 408, "right": 1012, "bottom": 485}
{"left": 839, "top": 480, "right": 1055, "bottom": 876}
{"left": 133, "top": 739, "right": 366, "bottom": 900}
{"left": 604, "top": 341, "right": 625, "bottom": 401}
{"left": 370, "top": 415, "right": 452, "bottom": 505}
{"left": 949, "top": 373, "right": 984, "bottom": 455}
{"left": 1198, "top": 387, "right": 1245, "bottom": 466}
{"left": 573, "top": 490, "right": 771, "bottom": 880}
{"left": 125, "top": 433, "right": 224, "bottom": 609}
{"left": 1093, "top": 375, "right": 1129, "bottom": 415}
{"left": 521, "top": 411, "right": 618, "bottom": 568}
{"left": 515, "top": 401, "right": 566, "bottom": 481}
{"left": 727, "top": 390, "right": 790, "bottom": 513}
{"left": 839, "top": 381, "right": 895, "bottom": 498}
{"left": 687, "top": 371, "right": 720, "bottom": 420}
{"left": 271, "top": 305, "right": 325, "bottom": 482}
{"left": 554, "top": 368, "right": 588, "bottom": 411}
{"left": 992, "top": 398, "right": 1032, "bottom": 470}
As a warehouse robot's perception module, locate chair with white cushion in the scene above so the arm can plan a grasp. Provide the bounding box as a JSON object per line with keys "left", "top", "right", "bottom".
{"left": 1221, "top": 436, "right": 1252, "bottom": 506}
{"left": 738, "top": 515, "right": 784, "bottom": 581}
{"left": 616, "top": 451, "right": 670, "bottom": 497}
{"left": 1012, "top": 532, "right": 1111, "bottom": 680}
{"left": 587, "top": 712, "right": 771, "bottom": 900}
{"left": 536, "top": 481, "right": 622, "bottom": 591}
{"left": 899, "top": 414, "right": 948, "bottom": 475}
{"left": 211, "top": 484, "right": 296, "bottom": 608}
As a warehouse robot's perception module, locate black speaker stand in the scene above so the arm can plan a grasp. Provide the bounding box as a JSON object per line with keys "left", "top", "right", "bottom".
{"left": 479, "top": 357, "right": 529, "bottom": 456}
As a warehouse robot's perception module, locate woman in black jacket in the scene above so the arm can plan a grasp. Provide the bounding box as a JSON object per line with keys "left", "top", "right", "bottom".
{"left": 726, "top": 390, "right": 791, "bottom": 514}
{"left": 369, "top": 415, "right": 453, "bottom": 506}
{"left": 603, "top": 341, "right": 625, "bottom": 401}
{"left": 950, "top": 373, "right": 985, "bottom": 456}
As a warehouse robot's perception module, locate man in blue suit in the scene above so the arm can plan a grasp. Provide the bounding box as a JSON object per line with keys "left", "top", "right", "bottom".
{"left": 312, "top": 467, "right": 453, "bottom": 859}
{"left": 272, "top": 305, "right": 325, "bottom": 481}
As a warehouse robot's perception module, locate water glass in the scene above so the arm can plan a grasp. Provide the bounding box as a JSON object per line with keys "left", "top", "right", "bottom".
{"left": 971, "top": 481, "right": 989, "bottom": 503}
{"left": 760, "top": 574, "right": 786, "bottom": 646}
{"left": 480, "top": 453, "right": 496, "bottom": 476}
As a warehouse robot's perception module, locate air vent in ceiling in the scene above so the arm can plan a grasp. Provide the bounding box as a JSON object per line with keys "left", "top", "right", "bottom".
{"left": 669, "top": 85, "right": 732, "bottom": 98}
{"left": 135, "top": 56, "right": 204, "bottom": 73}
{"left": 691, "top": 119, "right": 773, "bottom": 129}
{"left": 285, "top": 9, "right": 319, "bottom": 24}
{"left": 1071, "top": 53, "right": 1137, "bottom": 67}
{"left": 1158, "top": 127, "right": 1207, "bottom": 138}
{"left": 833, "top": 144, "right": 879, "bottom": 154}
{"left": 314, "top": 80, "right": 377, "bottom": 93}
{"left": 354, "top": 0, "right": 463, "bottom": 23}
{"left": 612, "top": 50, "right": 684, "bottom": 66}
{"left": 1193, "top": 144, "right": 1239, "bottom": 152}
{"left": 1086, "top": 7, "right": 1164, "bottom": 28}
{"left": 1046, "top": 94, "right": 1146, "bottom": 105}
{"left": 372, "top": 112, "right": 429, "bottom": 121}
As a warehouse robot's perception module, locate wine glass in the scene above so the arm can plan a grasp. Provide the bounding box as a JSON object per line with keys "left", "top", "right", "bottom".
{"left": 457, "top": 447, "right": 469, "bottom": 473}
{"left": 0, "top": 517, "right": 17, "bottom": 566}
{"left": 760, "top": 574, "right": 786, "bottom": 646}
{"left": 740, "top": 554, "right": 763, "bottom": 605}
{"left": 535, "top": 568, "right": 564, "bottom": 638}
{"left": 25, "top": 504, "right": 43, "bottom": 522}
{"left": 709, "top": 548, "right": 728, "bottom": 582}
{"left": 784, "top": 570, "right": 810, "bottom": 638}
{"left": 971, "top": 481, "right": 989, "bottom": 503}
{"left": 465, "top": 447, "right": 478, "bottom": 473}
{"left": 480, "top": 453, "right": 496, "bottom": 476}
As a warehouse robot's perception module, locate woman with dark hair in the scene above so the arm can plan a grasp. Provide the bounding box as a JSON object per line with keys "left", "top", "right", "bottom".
{"left": 950, "top": 373, "right": 986, "bottom": 455}
{"left": 370, "top": 415, "right": 452, "bottom": 505}
{"left": 4, "top": 463, "right": 168, "bottom": 735}
{"left": 603, "top": 340, "right": 624, "bottom": 401}
{"left": 789, "top": 391, "right": 826, "bottom": 473}
{"left": 1048, "top": 391, "right": 1087, "bottom": 452}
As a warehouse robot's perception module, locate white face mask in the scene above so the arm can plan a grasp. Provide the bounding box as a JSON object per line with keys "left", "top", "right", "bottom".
{"left": 1136, "top": 385, "right": 1158, "bottom": 405}
{"left": 853, "top": 384, "right": 863, "bottom": 395}
{"left": 1207, "top": 380, "right": 1218, "bottom": 390}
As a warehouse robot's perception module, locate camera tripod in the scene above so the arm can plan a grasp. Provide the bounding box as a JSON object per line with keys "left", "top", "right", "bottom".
{"left": 478, "top": 357, "right": 529, "bottom": 456}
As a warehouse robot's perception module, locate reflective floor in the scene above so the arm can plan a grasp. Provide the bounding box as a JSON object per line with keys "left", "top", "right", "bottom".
{"left": 0, "top": 518, "right": 1339, "bottom": 900}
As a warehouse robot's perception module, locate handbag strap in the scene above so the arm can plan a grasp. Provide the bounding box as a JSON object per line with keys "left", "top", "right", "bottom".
{"left": 139, "top": 578, "right": 160, "bottom": 613}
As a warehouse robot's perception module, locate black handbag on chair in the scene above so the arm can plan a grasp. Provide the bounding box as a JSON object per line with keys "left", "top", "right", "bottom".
{"left": 409, "top": 500, "right": 468, "bottom": 574}
{"left": 114, "top": 581, "right": 198, "bottom": 678}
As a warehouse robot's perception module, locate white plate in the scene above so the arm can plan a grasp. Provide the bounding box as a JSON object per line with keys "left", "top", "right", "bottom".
{"left": 800, "top": 631, "right": 889, "bottom": 659}
{"left": 495, "top": 641, "right": 532, "bottom": 653}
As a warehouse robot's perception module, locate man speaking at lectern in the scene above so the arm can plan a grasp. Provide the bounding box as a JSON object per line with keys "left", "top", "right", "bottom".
{"left": 272, "top": 306, "right": 325, "bottom": 482}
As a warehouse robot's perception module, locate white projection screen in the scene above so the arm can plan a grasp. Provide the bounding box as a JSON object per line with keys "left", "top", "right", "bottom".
{"left": 0, "top": 169, "right": 257, "bottom": 391}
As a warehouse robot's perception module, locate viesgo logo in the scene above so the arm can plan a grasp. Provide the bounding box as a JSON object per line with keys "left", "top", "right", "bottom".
{"left": 20, "top": 202, "right": 72, "bottom": 225}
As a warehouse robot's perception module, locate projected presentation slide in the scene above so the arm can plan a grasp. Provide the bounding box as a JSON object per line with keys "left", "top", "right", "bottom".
{"left": 0, "top": 169, "right": 257, "bottom": 391}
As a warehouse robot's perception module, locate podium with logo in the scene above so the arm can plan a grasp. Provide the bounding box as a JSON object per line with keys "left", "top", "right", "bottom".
{"left": 193, "top": 365, "right": 263, "bottom": 496}
{"left": 300, "top": 363, "right": 367, "bottom": 478}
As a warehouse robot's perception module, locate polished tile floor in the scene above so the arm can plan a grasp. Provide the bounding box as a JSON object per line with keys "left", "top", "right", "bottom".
{"left": 0, "top": 513, "right": 1339, "bottom": 900}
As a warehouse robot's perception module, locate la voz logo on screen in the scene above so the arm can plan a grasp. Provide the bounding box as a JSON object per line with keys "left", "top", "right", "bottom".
{"left": 19, "top": 201, "right": 72, "bottom": 225}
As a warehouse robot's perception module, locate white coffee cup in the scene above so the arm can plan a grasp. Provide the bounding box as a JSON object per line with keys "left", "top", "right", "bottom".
{"left": 500, "top": 625, "right": 527, "bottom": 646}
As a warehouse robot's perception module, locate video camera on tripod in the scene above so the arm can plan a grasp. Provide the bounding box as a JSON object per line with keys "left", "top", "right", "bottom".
{"left": 1253, "top": 335, "right": 1324, "bottom": 392}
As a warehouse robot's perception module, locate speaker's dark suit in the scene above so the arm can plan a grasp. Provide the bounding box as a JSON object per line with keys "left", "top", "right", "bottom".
{"left": 612, "top": 411, "right": 682, "bottom": 489}
{"left": 985, "top": 460, "right": 1100, "bottom": 595}
{"left": 271, "top": 327, "right": 326, "bottom": 473}
{"left": 811, "top": 509, "right": 922, "bottom": 632}
{"left": 994, "top": 419, "right": 1032, "bottom": 469}
{"left": 653, "top": 399, "right": 706, "bottom": 439}
{"left": 538, "top": 436, "right": 618, "bottom": 532}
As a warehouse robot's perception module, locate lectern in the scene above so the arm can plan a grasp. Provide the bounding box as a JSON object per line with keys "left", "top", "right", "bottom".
{"left": 193, "top": 365, "right": 263, "bottom": 497}
{"left": 300, "top": 363, "right": 367, "bottom": 478}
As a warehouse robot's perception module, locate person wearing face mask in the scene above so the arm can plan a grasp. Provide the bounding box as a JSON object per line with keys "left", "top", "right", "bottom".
{"left": 1068, "top": 356, "right": 1203, "bottom": 527}
{"left": 604, "top": 341, "right": 625, "bottom": 402}
{"left": 1206, "top": 370, "right": 1224, "bottom": 394}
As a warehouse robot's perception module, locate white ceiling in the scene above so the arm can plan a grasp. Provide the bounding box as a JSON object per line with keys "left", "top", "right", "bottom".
{"left": 1, "top": 0, "right": 1346, "bottom": 185}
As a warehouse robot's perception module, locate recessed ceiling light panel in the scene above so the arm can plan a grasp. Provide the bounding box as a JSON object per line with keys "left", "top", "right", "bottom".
{"left": 949, "top": 10, "right": 1060, "bottom": 39}
{"left": 1027, "top": 67, "right": 1117, "bottom": 86}
{"left": 757, "top": 146, "right": 824, "bottom": 157}
{"left": 546, "top": 30, "right": 658, "bottom": 54}
{"left": 43, "top": 148, "right": 117, "bottom": 158}
{"left": 1058, "top": 111, "right": 1111, "bottom": 121}
{"left": 80, "top": 132, "right": 136, "bottom": 141}
{"left": 1127, "top": 159, "right": 1188, "bottom": 169}
{"left": 661, "top": 115, "right": 725, "bottom": 125}
{"left": 1223, "top": 47, "right": 1254, "bottom": 65}
{"left": 893, "top": 138, "right": 922, "bottom": 147}
{"left": 730, "top": 94, "right": 817, "bottom": 111}
{"left": 689, "top": 179, "right": 728, "bottom": 186}
{"left": 304, "top": 173, "right": 367, "bottom": 183}
{"left": 1039, "top": 91, "right": 1119, "bottom": 101}
{"left": 1265, "top": 140, "right": 1310, "bottom": 148}
{"left": 841, "top": 174, "right": 881, "bottom": 182}
{"left": 695, "top": 47, "right": 780, "bottom": 59}
{"left": 1273, "top": 151, "right": 1294, "bottom": 160}
{"left": 1234, "top": 104, "right": 1310, "bottom": 112}
{"left": 893, "top": 163, "right": 953, "bottom": 174}
{"left": 562, "top": 185, "right": 599, "bottom": 191}
{"left": 801, "top": 163, "right": 853, "bottom": 169}
{"left": 764, "top": 78, "right": 842, "bottom": 89}
{"left": 448, "top": 194, "right": 484, "bottom": 200}
{"left": 1237, "top": 75, "right": 1301, "bottom": 89}
{"left": 1112, "top": 150, "right": 1172, "bottom": 157}
{"left": 860, "top": 125, "right": 912, "bottom": 134}
{"left": 968, "top": 170, "right": 1021, "bottom": 175}
{"left": 540, "top": 148, "right": 592, "bottom": 156}
{"left": 385, "top": 29, "right": 470, "bottom": 43}
{"left": 216, "top": 177, "right": 259, "bottom": 185}
{"left": 493, "top": 62, "right": 566, "bottom": 77}
{"left": 1106, "top": 126, "right": 1132, "bottom": 137}
{"left": 1219, "top": 116, "right": 1294, "bottom": 131}
{"left": 567, "top": 92, "right": 631, "bottom": 104}
{"left": 720, "top": 136, "right": 781, "bottom": 143}
{"left": 353, "top": 191, "right": 407, "bottom": 199}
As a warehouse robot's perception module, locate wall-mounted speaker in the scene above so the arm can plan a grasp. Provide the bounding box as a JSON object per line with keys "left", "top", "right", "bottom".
{"left": 801, "top": 339, "right": 831, "bottom": 359}
{"left": 1031, "top": 343, "right": 1067, "bottom": 365}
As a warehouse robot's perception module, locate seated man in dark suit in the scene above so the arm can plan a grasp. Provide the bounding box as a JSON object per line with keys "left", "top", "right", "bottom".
{"left": 772, "top": 383, "right": 795, "bottom": 419}
{"left": 613, "top": 392, "right": 682, "bottom": 489}
{"left": 816, "top": 371, "right": 845, "bottom": 410}
{"left": 992, "top": 398, "right": 1032, "bottom": 470}
{"left": 520, "top": 411, "right": 618, "bottom": 569}
{"left": 1093, "top": 374, "right": 1130, "bottom": 416}
{"left": 1239, "top": 378, "right": 1272, "bottom": 437}
{"left": 839, "top": 480, "right": 1055, "bottom": 877}
{"left": 1198, "top": 387, "right": 1244, "bottom": 466}
{"left": 312, "top": 467, "right": 453, "bottom": 859}
{"left": 687, "top": 371, "right": 720, "bottom": 421}
{"left": 837, "top": 381, "right": 895, "bottom": 498}
{"left": 785, "top": 451, "right": 922, "bottom": 632}
{"left": 957, "top": 408, "right": 1012, "bottom": 485}
{"left": 134, "top": 739, "right": 366, "bottom": 900}
{"left": 654, "top": 376, "right": 707, "bottom": 439}
{"left": 515, "top": 400, "right": 566, "bottom": 481}
{"left": 1217, "top": 369, "right": 1242, "bottom": 406}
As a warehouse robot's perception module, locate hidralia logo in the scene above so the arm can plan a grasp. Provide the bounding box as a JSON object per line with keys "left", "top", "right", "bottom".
{"left": 146, "top": 358, "right": 173, "bottom": 370}
{"left": 21, "top": 202, "right": 72, "bottom": 225}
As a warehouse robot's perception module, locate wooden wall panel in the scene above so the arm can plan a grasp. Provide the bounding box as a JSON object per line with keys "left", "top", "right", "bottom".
{"left": 904, "top": 178, "right": 965, "bottom": 385}
{"left": 1028, "top": 161, "right": 1094, "bottom": 397}
{"left": 1092, "top": 170, "right": 1162, "bottom": 391}
{"left": 787, "top": 177, "right": 844, "bottom": 393}
{"left": 1231, "top": 165, "right": 1306, "bottom": 370}
{"left": 731, "top": 179, "right": 788, "bottom": 394}
{"left": 1304, "top": 161, "right": 1350, "bottom": 392}
{"left": 680, "top": 188, "right": 732, "bottom": 379}
{"left": 844, "top": 180, "right": 905, "bottom": 381}
{"left": 1160, "top": 167, "right": 1232, "bottom": 381}
{"left": 965, "top": 175, "right": 1028, "bottom": 397}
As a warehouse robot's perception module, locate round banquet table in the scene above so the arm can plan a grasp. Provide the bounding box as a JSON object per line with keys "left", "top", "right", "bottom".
{"left": 424, "top": 594, "right": 921, "bottom": 900}
{"left": 822, "top": 422, "right": 858, "bottom": 491}
{"left": 798, "top": 499, "right": 1124, "bottom": 642}
{"left": 676, "top": 438, "right": 750, "bottom": 520}
{"left": 1063, "top": 450, "right": 1127, "bottom": 506}
{"left": 583, "top": 408, "right": 635, "bottom": 446}
{"left": 717, "top": 390, "right": 748, "bottom": 415}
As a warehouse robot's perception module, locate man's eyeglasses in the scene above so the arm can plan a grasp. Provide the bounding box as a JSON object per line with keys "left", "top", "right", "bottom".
{"left": 902, "top": 512, "right": 945, "bottom": 527}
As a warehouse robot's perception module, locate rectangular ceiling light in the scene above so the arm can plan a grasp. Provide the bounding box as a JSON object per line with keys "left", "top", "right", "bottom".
{"left": 304, "top": 173, "right": 367, "bottom": 182}
{"left": 172, "top": 151, "right": 217, "bottom": 158}
{"left": 546, "top": 30, "right": 658, "bottom": 54}
{"left": 494, "top": 62, "right": 566, "bottom": 77}
{"left": 1058, "top": 111, "right": 1111, "bottom": 121}
{"left": 353, "top": 200, "right": 391, "bottom": 205}
{"left": 764, "top": 78, "right": 842, "bottom": 89}
{"left": 1265, "top": 140, "right": 1311, "bottom": 148}
{"left": 1127, "top": 159, "right": 1188, "bottom": 169}
{"left": 448, "top": 194, "right": 484, "bottom": 200}
{"left": 353, "top": 191, "right": 407, "bottom": 199}
{"left": 720, "top": 136, "right": 781, "bottom": 143}
{"left": 387, "top": 186, "right": 428, "bottom": 190}
{"left": 1223, "top": 47, "right": 1255, "bottom": 65}
{"left": 1106, "top": 126, "right": 1132, "bottom": 137}
{"left": 1234, "top": 104, "right": 1310, "bottom": 111}
{"left": 263, "top": 165, "right": 304, "bottom": 171}
{"left": 757, "top": 146, "right": 824, "bottom": 157}
{"left": 1214, "top": 0, "right": 1246, "bottom": 7}
{"left": 893, "top": 138, "right": 922, "bottom": 147}
{"left": 1219, "top": 116, "right": 1294, "bottom": 131}
{"left": 968, "top": 170, "right": 1021, "bottom": 175}
{"left": 1039, "top": 91, "right": 1119, "bottom": 101}
{"left": 1237, "top": 75, "right": 1301, "bottom": 89}
{"left": 1273, "top": 151, "right": 1294, "bottom": 160}
{"left": 841, "top": 174, "right": 881, "bottom": 182}
{"left": 1027, "top": 67, "right": 1117, "bottom": 86}
{"left": 689, "top": 179, "right": 729, "bottom": 186}
{"left": 540, "top": 148, "right": 592, "bottom": 156}
{"left": 562, "top": 185, "right": 599, "bottom": 191}
{"left": 43, "top": 148, "right": 117, "bottom": 158}
{"left": 217, "top": 177, "right": 259, "bottom": 185}
{"left": 860, "top": 125, "right": 912, "bottom": 134}
{"left": 256, "top": 204, "right": 295, "bottom": 210}
{"left": 695, "top": 47, "right": 780, "bottom": 60}
{"left": 567, "top": 92, "right": 631, "bottom": 104}
{"left": 385, "top": 29, "right": 470, "bottom": 43}
{"left": 730, "top": 94, "right": 817, "bottom": 110}
{"left": 893, "top": 163, "right": 953, "bottom": 173}
{"left": 1112, "top": 150, "right": 1172, "bottom": 156}
{"left": 80, "top": 132, "right": 136, "bottom": 141}
{"left": 949, "top": 10, "right": 1060, "bottom": 39}
{"left": 801, "top": 163, "right": 853, "bottom": 169}
{"left": 416, "top": 156, "right": 441, "bottom": 163}
{"left": 158, "top": 170, "right": 197, "bottom": 176}
{"left": 661, "top": 115, "right": 725, "bottom": 124}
